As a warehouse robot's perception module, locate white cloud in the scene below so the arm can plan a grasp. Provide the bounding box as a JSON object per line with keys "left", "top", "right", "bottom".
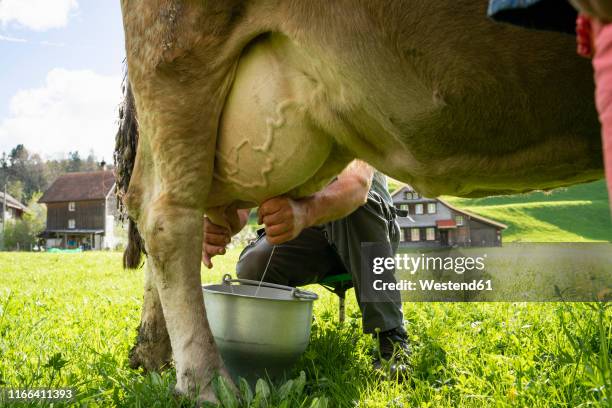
{"left": 0, "top": 0, "right": 78, "bottom": 31}
{"left": 0, "top": 34, "right": 26, "bottom": 42}
{"left": 0, "top": 68, "right": 122, "bottom": 161}
{"left": 39, "top": 40, "right": 65, "bottom": 47}
{"left": 0, "top": 36, "right": 69, "bottom": 47}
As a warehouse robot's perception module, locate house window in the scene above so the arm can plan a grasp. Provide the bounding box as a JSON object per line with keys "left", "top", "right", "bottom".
{"left": 68, "top": 201, "right": 76, "bottom": 211}
{"left": 411, "top": 228, "right": 420, "bottom": 241}
{"left": 455, "top": 215, "right": 464, "bottom": 226}
{"left": 400, "top": 204, "right": 409, "bottom": 211}
{"left": 399, "top": 228, "right": 405, "bottom": 242}
{"left": 426, "top": 227, "right": 436, "bottom": 241}
{"left": 68, "top": 219, "right": 76, "bottom": 229}
{"left": 415, "top": 204, "right": 423, "bottom": 214}
{"left": 427, "top": 203, "right": 437, "bottom": 214}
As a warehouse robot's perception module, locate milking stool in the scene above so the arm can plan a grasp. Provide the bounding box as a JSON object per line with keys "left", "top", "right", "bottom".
{"left": 319, "top": 273, "right": 353, "bottom": 324}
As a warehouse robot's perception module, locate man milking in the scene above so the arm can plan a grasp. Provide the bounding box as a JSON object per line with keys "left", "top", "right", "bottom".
{"left": 202, "top": 160, "right": 409, "bottom": 374}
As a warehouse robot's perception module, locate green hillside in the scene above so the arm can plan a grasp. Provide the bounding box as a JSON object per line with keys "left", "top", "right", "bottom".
{"left": 442, "top": 180, "right": 612, "bottom": 242}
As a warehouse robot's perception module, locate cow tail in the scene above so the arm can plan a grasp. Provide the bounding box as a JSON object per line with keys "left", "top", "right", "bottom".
{"left": 114, "top": 68, "right": 146, "bottom": 269}
{"left": 124, "top": 218, "right": 145, "bottom": 269}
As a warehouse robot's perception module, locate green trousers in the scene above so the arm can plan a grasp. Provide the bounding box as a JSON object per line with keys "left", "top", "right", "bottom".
{"left": 236, "top": 191, "right": 404, "bottom": 334}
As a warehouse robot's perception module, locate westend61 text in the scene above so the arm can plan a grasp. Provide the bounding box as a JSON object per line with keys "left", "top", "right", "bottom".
{"left": 373, "top": 279, "right": 493, "bottom": 292}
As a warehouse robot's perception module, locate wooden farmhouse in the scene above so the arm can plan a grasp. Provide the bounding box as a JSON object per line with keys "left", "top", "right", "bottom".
{"left": 0, "top": 191, "right": 27, "bottom": 223}
{"left": 38, "top": 171, "right": 118, "bottom": 250}
{"left": 392, "top": 185, "right": 506, "bottom": 247}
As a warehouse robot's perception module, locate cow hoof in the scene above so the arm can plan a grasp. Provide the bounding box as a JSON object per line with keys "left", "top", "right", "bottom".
{"left": 128, "top": 342, "right": 172, "bottom": 372}
{"left": 173, "top": 367, "right": 236, "bottom": 406}
{"left": 128, "top": 324, "right": 172, "bottom": 372}
{"left": 198, "top": 387, "right": 219, "bottom": 407}
{"left": 170, "top": 386, "right": 218, "bottom": 407}
{"left": 198, "top": 368, "right": 237, "bottom": 406}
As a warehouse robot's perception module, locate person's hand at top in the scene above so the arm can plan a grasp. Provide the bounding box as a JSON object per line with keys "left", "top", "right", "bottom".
{"left": 257, "top": 196, "right": 310, "bottom": 245}
{"left": 258, "top": 160, "right": 374, "bottom": 245}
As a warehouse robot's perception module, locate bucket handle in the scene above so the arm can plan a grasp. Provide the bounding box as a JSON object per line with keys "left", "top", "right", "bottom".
{"left": 222, "top": 274, "right": 318, "bottom": 300}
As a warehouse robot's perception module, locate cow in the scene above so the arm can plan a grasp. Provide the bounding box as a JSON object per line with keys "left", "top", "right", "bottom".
{"left": 116, "top": 0, "right": 602, "bottom": 402}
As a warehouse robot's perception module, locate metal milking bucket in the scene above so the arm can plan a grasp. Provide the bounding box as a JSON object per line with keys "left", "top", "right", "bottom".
{"left": 202, "top": 273, "right": 318, "bottom": 382}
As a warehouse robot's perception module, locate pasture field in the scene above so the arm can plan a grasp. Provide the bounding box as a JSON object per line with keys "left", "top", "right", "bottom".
{"left": 0, "top": 251, "right": 610, "bottom": 407}
{"left": 442, "top": 180, "right": 612, "bottom": 243}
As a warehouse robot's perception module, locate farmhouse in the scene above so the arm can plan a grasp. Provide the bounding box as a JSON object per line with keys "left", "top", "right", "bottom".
{"left": 38, "top": 170, "right": 118, "bottom": 250}
{"left": 0, "top": 191, "right": 27, "bottom": 223}
{"left": 392, "top": 185, "right": 506, "bottom": 247}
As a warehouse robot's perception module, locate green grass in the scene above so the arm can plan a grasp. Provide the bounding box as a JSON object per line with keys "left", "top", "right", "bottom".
{"left": 0, "top": 251, "right": 610, "bottom": 407}
{"left": 442, "top": 180, "right": 612, "bottom": 242}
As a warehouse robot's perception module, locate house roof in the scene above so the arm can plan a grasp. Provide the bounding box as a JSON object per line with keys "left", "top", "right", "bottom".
{"left": 390, "top": 185, "right": 414, "bottom": 198}
{"left": 0, "top": 191, "right": 27, "bottom": 211}
{"left": 391, "top": 185, "right": 436, "bottom": 203}
{"left": 437, "top": 198, "right": 507, "bottom": 229}
{"left": 39, "top": 171, "right": 115, "bottom": 203}
{"left": 391, "top": 184, "right": 507, "bottom": 230}
{"left": 41, "top": 229, "right": 105, "bottom": 235}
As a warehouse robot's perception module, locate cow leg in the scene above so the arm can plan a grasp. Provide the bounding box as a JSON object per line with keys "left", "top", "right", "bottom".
{"left": 119, "top": 1, "right": 276, "bottom": 401}
{"left": 129, "top": 262, "right": 172, "bottom": 372}
{"left": 125, "top": 67, "right": 237, "bottom": 402}
{"left": 141, "top": 201, "right": 231, "bottom": 402}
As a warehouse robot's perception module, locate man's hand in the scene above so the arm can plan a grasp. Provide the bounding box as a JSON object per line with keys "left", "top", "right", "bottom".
{"left": 202, "top": 217, "right": 231, "bottom": 268}
{"left": 202, "top": 207, "right": 250, "bottom": 268}
{"left": 258, "top": 196, "right": 311, "bottom": 245}
{"left": 257, "top": 160, "right": 374, "bottom": 245}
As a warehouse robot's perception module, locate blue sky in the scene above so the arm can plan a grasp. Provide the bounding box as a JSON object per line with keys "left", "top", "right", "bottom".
{"left": 0, "top": 0, "right": 125, "bottom": 161}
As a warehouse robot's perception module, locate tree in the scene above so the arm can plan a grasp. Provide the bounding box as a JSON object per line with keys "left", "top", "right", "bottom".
{"left": 9, "top": 144, "right": 29, "bottom": 166}
{"left": 3, "top": 191, "right": 46, "bottom": 251}
{"left": 1, "top": 145, "right": 47, "bottom": 203}
{"left": 0, "top": 144, "right": 113, "bottom": 205}
{"left": 7, "top": 180, "right": 24, "bottom": 202}
{"left": 66, "top": 151, "right": 82, "bottom": 173}
{"left": 84, "top": 150, "right": 100, "bottom": 172}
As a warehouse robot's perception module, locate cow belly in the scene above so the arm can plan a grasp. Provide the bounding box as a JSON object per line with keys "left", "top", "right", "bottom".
{"left": 205, "top": 35, "right": 336, "bottom": 213}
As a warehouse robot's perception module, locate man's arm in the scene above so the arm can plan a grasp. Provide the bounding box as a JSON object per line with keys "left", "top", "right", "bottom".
{"left": 203, "top": 159, "right": 374, "bottom": 263}
{"left": 258, "top": 160, "right": 374, "bottom": 244}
